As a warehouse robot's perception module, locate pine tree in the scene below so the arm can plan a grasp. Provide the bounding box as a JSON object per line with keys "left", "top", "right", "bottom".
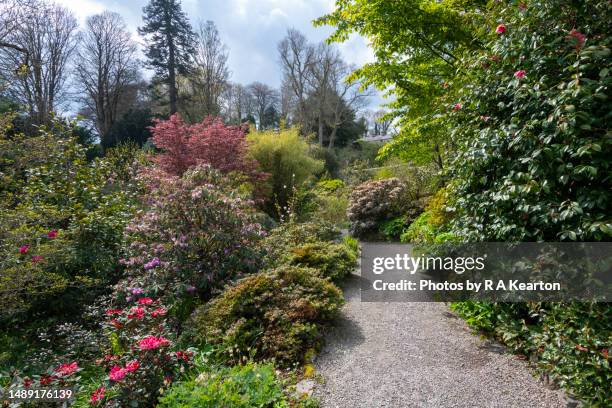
{"left": 139, "top": 0, "right": 195, "bottom": 114}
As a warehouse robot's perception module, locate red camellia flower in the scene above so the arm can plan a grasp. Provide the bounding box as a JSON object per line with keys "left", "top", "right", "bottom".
{"left": 125, "top": 360, "right": 140, "bottom": 373}
{"left": 568, "top": 29, "right": 586, "bottom": 49}
{"left": 47, "top": 230, "right": 58, "bottom": 239}
{"left": 90, "top": 387, "right": 105, "bottom": 403}
{"left": 105, "top": 308, "right": 123, "bottom": 316}
{"left": 514, "top": 70, "right": 526, "bottom": 79}
{"left": 137, "top": 297, "right": 154, "bottom": 305}
{"left": 128, "top": 306, "right": 145, "bottom": 320}
{"left": 139, "top": 335, "right": 171, "bottom": 350}
{"left": 54, "top": 362, "right": 78, "bottom": 376}
{"left": 151, "top": 307, "right": 167, "bottom": 318}
{"left": 31, "top": 255, "right": 44, "bottom": 263}
{"left": 452, "top": 103, "right": 462, "bottom": 111}
{"left": 19, "top": 245, "right": 29, "bottom": 254}
{"left": 109, "top": 365, "right": 126, "bottom": 381}
{"left": 495, "top": 24, "right": 506, "bottom": 34}
{"left": 39, "top": 375, "right": 56, "bottom": 386}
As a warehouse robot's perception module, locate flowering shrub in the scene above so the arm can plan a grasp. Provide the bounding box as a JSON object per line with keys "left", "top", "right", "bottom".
{"left": 186, "top": 265, "right": 344, "bottom": 366}
{"left": 347, "top": 178, "right": 406, "bottom": 238}
{"left": 0, "top": 122, "right": 142, "bottom": 318}
{"left": 119, "top": 165, "right": 265, "bottom": 310}
{"left": 87, "top": 297, "right": 193, "bottom": 406}
{"left": 150, "top": 114, "right": 259, "bottom": 178}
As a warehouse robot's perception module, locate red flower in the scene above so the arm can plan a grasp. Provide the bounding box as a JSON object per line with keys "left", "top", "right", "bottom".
{"left": 105, "top": 308, "right": 123, "bottom": 316}
{"left": 137, "top": 297, "right": 154, "bottom": 305}
{"left": 23, "top": 378, "right": 33, "bottom": 388}
{"left": 575, "top": 344, "right": 588, "bottom": 352}
{"left": 19, "top": 245, "right": 29, "bottom": 254}
{"left": 128, "top": 306, "right": 145, "bottom": 320}
{"left": 40, "top": 375, "right": 56, "bottom": 386}
{"left": 452, "top": 103, "right": 462, "bottom": 111}
{"left": 495, "top": 24, "right": 506, "bottom": 34}
{"left": 139, "top": 335, "right": 171, "bottom": 350}
{"left": 54, "top": 361, "right": 78, "bottom": 377}
{"left": 90, "top": 387, "right": 105, "bottom": 403}
{"left": 151, "top": 307, "right": 167, "bottom": 317}
{"left": 110, "top": 318, "right": 123, "bottom": 329}
{"left": 568, "top": 29, "right": 586, "bottom": 49}
{"left": 31, "top": 255, "right": 44, "bottom": 263}
{"left": 175, "top": 351, "right": 193, "bottom": 362}
{"left": 109, "top": 365, "right": 126, "bottom": 381}
{"left": 514, "top": 70, "right": 526, "bottom": 79}
{"left": 125, "top": 360, "right": 140, "bottom": 373}
{"left": 47, "top": 230, "right": 58, "bottom": 239}
{"left": 601, "top": 349, "right": 609, "bottom": 359}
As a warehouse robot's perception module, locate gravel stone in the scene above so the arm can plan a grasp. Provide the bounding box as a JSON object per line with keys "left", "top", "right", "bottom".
{"left": 313, "top": 273, "right": 568, "bottom": 408}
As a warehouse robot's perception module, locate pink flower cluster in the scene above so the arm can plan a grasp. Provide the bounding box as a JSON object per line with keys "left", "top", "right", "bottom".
{"left": 109, "top": 360, "right": 140, "bottom": 382}
{"left": 54, "top": 361, "right": 79, "bottom": 377}
{"left": 139, "top": 335, "right": 171, "bottom": 350}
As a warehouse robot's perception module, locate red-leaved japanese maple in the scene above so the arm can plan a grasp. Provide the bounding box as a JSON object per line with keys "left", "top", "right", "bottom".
{"left": 150, "top": 114, "right": 259, "bottom": 178}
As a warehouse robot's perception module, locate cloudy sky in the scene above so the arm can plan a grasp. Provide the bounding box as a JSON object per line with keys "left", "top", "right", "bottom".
{"left": 56, "top": 0, "right": 377, "bottom": 96}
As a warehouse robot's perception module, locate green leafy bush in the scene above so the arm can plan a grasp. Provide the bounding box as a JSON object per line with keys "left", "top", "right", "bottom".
{"left": 186, "top": 265, "right": 344, "bottom": 366}
{"left": 342, "top": 235, "right": 359, "bottom": 256}
{"left": 453, "top": 302, "right": 611, "bottom": 404}
{"left": 0, "top": 122, "right": 142, "bottom": 319}
{"left": 260, "top": 222, "right": 340, "bottom": 268}
{"left": 284, "top": 241, "right": 356, "bottom": 283}
{"left": 158, "top": 363, "right": 288, "bottom": 408}
{"left": 247, "top": 128, "right": 324, "bottom": 219}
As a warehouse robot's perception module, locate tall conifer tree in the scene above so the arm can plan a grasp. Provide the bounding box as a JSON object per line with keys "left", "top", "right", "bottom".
{"left": 139, "top": 0, "right": 195, "bottom": 114}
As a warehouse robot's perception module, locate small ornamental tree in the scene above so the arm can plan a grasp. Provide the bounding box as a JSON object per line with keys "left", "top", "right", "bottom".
{"left": 150, "top": 114, "right": 260, "bottom": 179}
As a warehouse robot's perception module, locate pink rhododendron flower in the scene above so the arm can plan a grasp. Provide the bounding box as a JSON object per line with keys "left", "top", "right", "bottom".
{"left": 151, "top": 307, "right": 167, "bottom": 317}
{"left": 54, "top": 362, "right": 78, "bottom": 376}
{"left": 514, "top": 70, "right": 526, "bottom": 79}
{"left": 139, "top": 335, "right": 171, "bottom": 350}
{"left": 128, "top": 306, "right": 145, "bottom": 320}
{"left": 40, "top": 375, "right": 55, "bottom": 386}
{"left": 105, "top": 308, "right": 123, "bottom": 316}
{"left": 138, "top": 297, "right": 154, "bottom": 305}
{"left": 495, "top": 24, "right": 506, "bottom": 34}
{"left": 90, "top": 387, "right": 105, "bottom": 403}
{"left": 47, "top": 230, "right": 58, "bottom": 239}
{"left": 452, "top": 103, "right": 462, "bottom": 111}
{"left": 568, "top": 29, "right": 586, "bottom": 49}
{"left": 144, "top": 257, "right": 161, "bottom": 270}
{"left": 31, "top": 255, "right": 43, "bottom": 263}
{"left": 19, "top": 245, "right": 29, "bottom": 254}
{"left": 109, "top": 365, "right": 126, "bottom": 381}
{"left": 125, "top": 360, "right": 140, "bottom": 373}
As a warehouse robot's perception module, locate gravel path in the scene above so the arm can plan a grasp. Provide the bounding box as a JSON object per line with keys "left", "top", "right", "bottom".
{"left": 313, "top": 272, "right": 569, "bottom": 408}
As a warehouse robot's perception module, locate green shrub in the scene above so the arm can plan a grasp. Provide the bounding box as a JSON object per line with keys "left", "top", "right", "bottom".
{"left": 453, "top": 302, "right": 611, "bottom": 405}
{"left": 158, "top": 363, "right": 288, "bottom": 408}
{"left": 261, "top": 222, "right": 340, "bottom": 268}
{"left": 284, "top": 241, "right": 356, "bottom": 283}
{"left": 186, "top": 265, "right": 344, "bottom": 366}
{"left": 342, "top": 236, "right": 359, "bottom": 256}
{"left": 400, "top": 212, "right": 437, "bottom": 244}
{"left": 247, "top": 128, "right": 324, "bottom": 219}
{"left": 315, "top": 178, "right": 344, "bottom": 193}
{"left": 0, "top": 122, "right": 142, "bottom": 319}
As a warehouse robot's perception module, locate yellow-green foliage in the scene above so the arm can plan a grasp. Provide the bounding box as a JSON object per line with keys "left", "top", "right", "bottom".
{"left": 187, "top": 265, "right": 344, "bottom": 366}
{"left": 426, "top": 188, "right": 452, "bottom": 228}
{"left": 247, "top": 128, "right": 324, "bottom": 217}
{"left": 284, "top": 241, "right": 357, "bottom": 283}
